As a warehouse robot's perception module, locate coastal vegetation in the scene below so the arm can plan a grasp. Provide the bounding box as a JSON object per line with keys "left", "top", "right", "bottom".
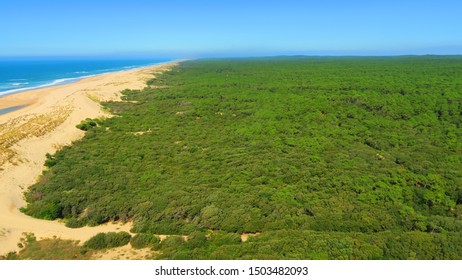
{"left": 76, "top": 118, "right": 101, "bottom": 131}
{"left": 83, "top": 232, "right": 132, "bottom": 250}
{"left": 22, "top": 57, "right": 462, "bottom": 259}
{"left": 130, "top": 233, "right": 160, "bottom": 249}
{"left": 1, "top": 233, "right": 92, "bottom": 260}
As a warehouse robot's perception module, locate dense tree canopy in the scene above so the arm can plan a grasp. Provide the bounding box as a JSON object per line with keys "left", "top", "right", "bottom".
{"left": 23, "top": 57, "right": 462, "bottom": 259}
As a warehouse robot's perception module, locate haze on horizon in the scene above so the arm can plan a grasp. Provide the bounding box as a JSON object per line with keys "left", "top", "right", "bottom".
{"left": 1, "top": 0, "right": 461, "bottom": 58}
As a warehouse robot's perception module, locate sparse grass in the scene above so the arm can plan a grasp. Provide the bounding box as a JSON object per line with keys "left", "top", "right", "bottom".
{"left": 1, "top": 233, "right": 92, "bottom": 260}
{"left": 85, "top": 93, "right": 101, "bottom": 103}
{"left": 0, "top": 232, "right": 155, "bottom": 260}
{"left": 0, "top": 107, "right": 72, "bottom": 166}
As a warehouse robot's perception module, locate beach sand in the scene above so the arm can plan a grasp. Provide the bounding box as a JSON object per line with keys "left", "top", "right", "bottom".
{"left": 0, "top": 62, "right": 177, "bottom": 256}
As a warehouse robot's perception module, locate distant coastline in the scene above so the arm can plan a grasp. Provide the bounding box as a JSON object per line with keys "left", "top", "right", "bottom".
{"left": 0, "top": 59, "right": 171, "bottom": 98}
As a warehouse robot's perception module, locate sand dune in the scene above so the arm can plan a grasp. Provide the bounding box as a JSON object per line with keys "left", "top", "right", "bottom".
{"left": 0, "top": 62, "right": 177, "bottom": 255}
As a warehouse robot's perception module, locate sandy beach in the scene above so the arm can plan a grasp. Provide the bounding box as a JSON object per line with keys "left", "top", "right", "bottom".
{"left": 0, "top": 62, "right": 177, "bottom": 255}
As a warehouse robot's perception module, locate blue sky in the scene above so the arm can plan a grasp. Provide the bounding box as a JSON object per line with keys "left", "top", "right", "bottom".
{"left": 1, "top": 0, "right": 461, "bottom": 57}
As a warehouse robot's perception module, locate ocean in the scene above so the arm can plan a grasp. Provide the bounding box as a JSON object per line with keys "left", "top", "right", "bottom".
{"left": 0, "top": 58, "right": 170, "bottom": 97}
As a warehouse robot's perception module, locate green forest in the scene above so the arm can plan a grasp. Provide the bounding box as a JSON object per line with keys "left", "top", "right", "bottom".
{"left": 22, "top": 56, "right": 462, "bottom": 259}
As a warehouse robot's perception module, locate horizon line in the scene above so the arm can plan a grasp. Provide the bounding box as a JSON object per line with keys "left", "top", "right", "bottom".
{"left": 1, "top": 53, "right": 462, "bottom": 60}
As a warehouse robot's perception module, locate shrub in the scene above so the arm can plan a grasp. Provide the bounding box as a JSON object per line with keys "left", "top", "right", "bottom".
{"left": 76, "top": 118, "right": 99, "bottom": 131}
{"left": 130, "top": 233, "right": 160, "bottom": 249}
{"left": 65, "top": 218, "right": 85, "bottom": 228}
{"left": 44, "top": 153, "right": 57, "bottom": 168}
{"left": 105, "top": 232, "right": 132, "bottom": 248}
{"left": 84, "top": 232, "right": 131, "bottom": 250}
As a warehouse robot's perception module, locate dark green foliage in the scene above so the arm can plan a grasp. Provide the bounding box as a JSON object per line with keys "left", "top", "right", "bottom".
{"left": 152, "top": 229, "right": 462, "bottom": 260}
{"left": 155, "top": 231, "right": 242, "bottom": 260}
{"left": 84, "top": 233, "right": 106, "bottom": 250}
{"left": 65, "top": 217, "right": 86, "bottom": 228}
{"left": 76, "top": 118, "right": 99, "bottom": 131}
{"left": 130, "top": 233, "right": 160, "bottom": 249}
{"left": 44, "top": 153, "right": 56, "bottom": 168}
{"left": 23, "top": 57, "right": 462, "bottom": 259}
{"left": 84, "top": 232, "right": 131, "bottom": 250}
{"left": 21, "top": 201, "right": 63, "bottom": 220}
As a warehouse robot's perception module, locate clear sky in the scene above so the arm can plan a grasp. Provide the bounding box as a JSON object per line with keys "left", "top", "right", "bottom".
{"left": 1, "top": 0, "right": 461, "bottom": 58}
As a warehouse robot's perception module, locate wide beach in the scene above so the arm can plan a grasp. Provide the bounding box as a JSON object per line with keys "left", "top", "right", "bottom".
{"left": 0, "top": 62, "right": 176, "bottom": 255}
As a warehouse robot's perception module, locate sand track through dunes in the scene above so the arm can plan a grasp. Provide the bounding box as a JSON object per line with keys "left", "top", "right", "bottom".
{"left": 0, "top": 62, "right": 177, "bottom": 255}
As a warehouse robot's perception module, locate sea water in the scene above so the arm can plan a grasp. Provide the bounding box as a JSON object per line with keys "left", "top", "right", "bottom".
{"left": 0, "top": 58, "right": 170, "bottom": 97}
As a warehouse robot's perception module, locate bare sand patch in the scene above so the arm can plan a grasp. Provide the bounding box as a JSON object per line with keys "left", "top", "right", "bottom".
{"left": 240, "top": 232, "right": 261, "bottom": 242}
{"left": 0, "top": 62, "right": 177, "bottom": 256}
{"left": 133, "top": 129, "right": 152, "bottom": 136}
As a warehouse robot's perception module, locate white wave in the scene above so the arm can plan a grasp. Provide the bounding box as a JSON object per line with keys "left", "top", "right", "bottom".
{"left": 0, "top": 60, "right": 172, "bottom": 97}
{"left": 46, "top": 78, "right": 79, "bottom": 86}
{"left": 11, "top": 82, "right": 29, "bottom": 86}
{"left": 74, "top": 71, "right": 88, "bottom": 74}
{"left": 0, "top": 75, "right": 95, "bottom": 97}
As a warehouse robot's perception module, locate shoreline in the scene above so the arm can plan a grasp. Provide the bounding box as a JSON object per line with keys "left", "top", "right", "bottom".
{"left": 0, "top": 60, "right": 178, "bottom": 256}
{"left": 0, "top": 60, "right": 172, "bottom": 99}
{"left": 0, "top": 60, "right": 175, "bottom": 112}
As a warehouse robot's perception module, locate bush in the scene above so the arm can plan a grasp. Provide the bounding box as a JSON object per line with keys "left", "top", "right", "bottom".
{"left": 130, "top": 233, "right": 160, "bottom": 249}
{"left": 105, "top": 232, "right": 132, "bottom": 248}
{"left": 84, "top": 232, "right": 131, "bottom": 250}
{"left": 76, "top": 118, "right": 99, "bottom": 131}
{"left": 25, "top": 202, "right": 63, "bottom": 220}
{"left": 44, "top": 153, "right": 57, "bottom": 168}
{"left": 65, "top": 218, "right": 85, "bottom": 228}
